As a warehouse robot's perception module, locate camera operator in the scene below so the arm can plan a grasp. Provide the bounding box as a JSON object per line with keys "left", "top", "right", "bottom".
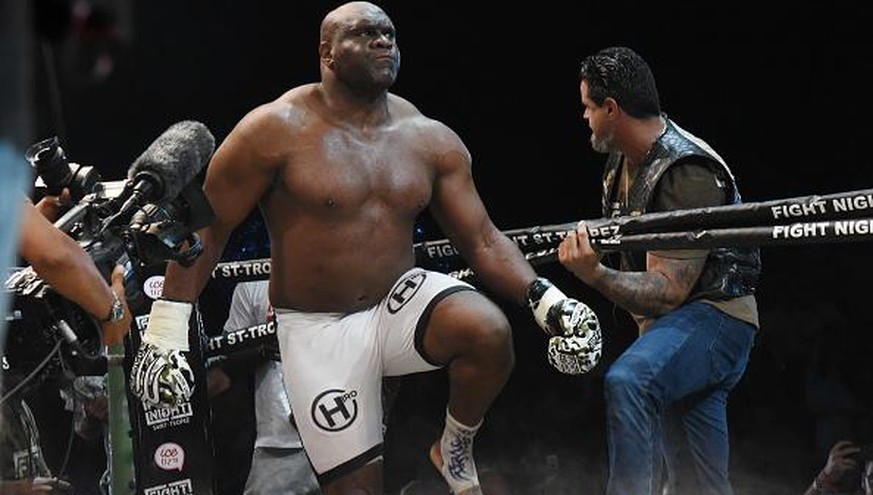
{"left": 1, "top": 192, "right": 130, "bottom": 494}
{"left": 17, "top": 194, "right": 131, "bottom": 345}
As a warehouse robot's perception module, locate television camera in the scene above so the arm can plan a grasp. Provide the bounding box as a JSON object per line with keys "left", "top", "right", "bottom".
{"left": 2, "top": 121, "right": 215, "bottom": 397}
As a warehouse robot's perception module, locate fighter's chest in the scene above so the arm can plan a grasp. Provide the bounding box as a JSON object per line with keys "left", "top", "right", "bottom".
{"left": 284, "top": 134, "right": 432, "bottom": 209}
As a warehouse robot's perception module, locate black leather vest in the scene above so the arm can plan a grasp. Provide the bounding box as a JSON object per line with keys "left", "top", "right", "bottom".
{"left": 601, "top": 118, "right": 761, "bottom": 301}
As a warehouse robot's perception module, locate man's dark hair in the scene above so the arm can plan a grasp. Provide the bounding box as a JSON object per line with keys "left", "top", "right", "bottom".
{"left": 579, "top": 46, "right": 661, "bottom": 119}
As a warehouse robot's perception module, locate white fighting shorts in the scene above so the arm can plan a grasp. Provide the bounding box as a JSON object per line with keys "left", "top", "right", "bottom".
{"left": 273, "top": 268, "right": 475, "bottom": 484}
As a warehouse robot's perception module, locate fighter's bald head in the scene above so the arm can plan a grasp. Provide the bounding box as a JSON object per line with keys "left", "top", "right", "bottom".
{"left": 320, "top": 2, "right": 389, "bottom": 43}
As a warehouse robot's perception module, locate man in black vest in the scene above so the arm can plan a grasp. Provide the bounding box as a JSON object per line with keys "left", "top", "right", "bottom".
{"left": 558, "top": 46, "right": 761, "bottom": 495}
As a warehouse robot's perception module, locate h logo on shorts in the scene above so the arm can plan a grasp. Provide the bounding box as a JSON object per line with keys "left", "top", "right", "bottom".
{"left": 387, "top": 271, "right": 426, "bottom": 314}
{"left": 311, "top": 388, "right": 359, "bottom": 432}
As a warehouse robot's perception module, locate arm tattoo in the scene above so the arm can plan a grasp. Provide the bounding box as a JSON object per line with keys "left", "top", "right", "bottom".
{"left": 590, "top": 256, "right": 706, "bottom": 317}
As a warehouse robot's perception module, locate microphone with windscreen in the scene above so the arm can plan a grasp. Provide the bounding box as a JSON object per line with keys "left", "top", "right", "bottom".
{"left": 126, "top": 120, "right": 214, "bottom": 205}
{"left": 108, "top": 120, "right": 215, "bottom": 227}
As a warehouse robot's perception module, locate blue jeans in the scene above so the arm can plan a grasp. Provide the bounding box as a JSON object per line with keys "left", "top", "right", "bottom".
{"left": 604, "top": 301, "right": 756, "bottom": 495}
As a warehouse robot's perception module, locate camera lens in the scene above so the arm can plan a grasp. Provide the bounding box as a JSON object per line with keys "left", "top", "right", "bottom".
{"left": 25, "top": 136, "right": 73, "bottom": 196}
{"left": 25, "top": 136, "right": 102, "bottom": 201}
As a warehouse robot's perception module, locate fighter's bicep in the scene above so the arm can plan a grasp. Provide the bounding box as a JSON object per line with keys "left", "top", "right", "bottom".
{"left": 429, "top": 147, "right": 491, "bottom": 250}
{"left": 203, "top": 129, "right": 279, "bottom": 232}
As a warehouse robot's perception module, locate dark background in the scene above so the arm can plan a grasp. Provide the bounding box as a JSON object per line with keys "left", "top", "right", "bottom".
{"left": 11, "top": 0, "right": 873, "bottom": 494}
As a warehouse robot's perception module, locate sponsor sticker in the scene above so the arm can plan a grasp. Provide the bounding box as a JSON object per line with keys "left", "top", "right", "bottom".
{"left": 143, "top": 275, "right": 165, "bottom": 300}
{"left": 154, "top": 442, "right": 185, "bottom": 471}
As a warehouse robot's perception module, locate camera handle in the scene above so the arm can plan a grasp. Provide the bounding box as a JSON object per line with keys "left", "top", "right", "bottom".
{"left": 53, "top": 201, "right": 91, "bottom": 234}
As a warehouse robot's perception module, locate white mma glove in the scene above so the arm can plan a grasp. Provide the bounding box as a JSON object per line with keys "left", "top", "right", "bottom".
{"left": 526, "top": 277, "right": 602, "bottom": 374}
{"left": 130, "top": 299, "right": 195, "bottom": 407}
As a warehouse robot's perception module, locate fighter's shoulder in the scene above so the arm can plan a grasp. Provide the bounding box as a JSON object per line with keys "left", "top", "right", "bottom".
{"left": 388, "top": 94, "right": 464, "bottom": 143}
{"left": 235, "top": 84, "right": 317, "bottom": 136}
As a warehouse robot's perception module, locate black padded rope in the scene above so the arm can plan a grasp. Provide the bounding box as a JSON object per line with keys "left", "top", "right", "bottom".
{"left": 212, "top": 188, "right": 873, "bottom": 282}
{"left": 584, "top": 187, "right": 873, "bottom": 240}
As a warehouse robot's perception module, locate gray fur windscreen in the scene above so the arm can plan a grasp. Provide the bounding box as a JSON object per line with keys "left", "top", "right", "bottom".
{"left": 128, "top": 120, "right": 215, "bottom": 202}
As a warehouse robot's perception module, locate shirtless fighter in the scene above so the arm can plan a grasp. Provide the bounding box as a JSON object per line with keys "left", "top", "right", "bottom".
{"left": 129, "top": 2, "right": 600, "bottom": 494}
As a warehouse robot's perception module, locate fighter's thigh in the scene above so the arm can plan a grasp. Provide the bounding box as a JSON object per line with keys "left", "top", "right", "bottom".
{"left": 420, "top": 289, "right": 513, "bottom": 365}
{"left": 274, "top": 312, "right": 384, "bottom": 477}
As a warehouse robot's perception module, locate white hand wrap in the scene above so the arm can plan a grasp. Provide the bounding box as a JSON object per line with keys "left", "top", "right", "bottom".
{"left": 530, "top": 283, "right": 570, "bottom": 336}
{"left": 142, "top": 299, "right": 192, "bottom": 351}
